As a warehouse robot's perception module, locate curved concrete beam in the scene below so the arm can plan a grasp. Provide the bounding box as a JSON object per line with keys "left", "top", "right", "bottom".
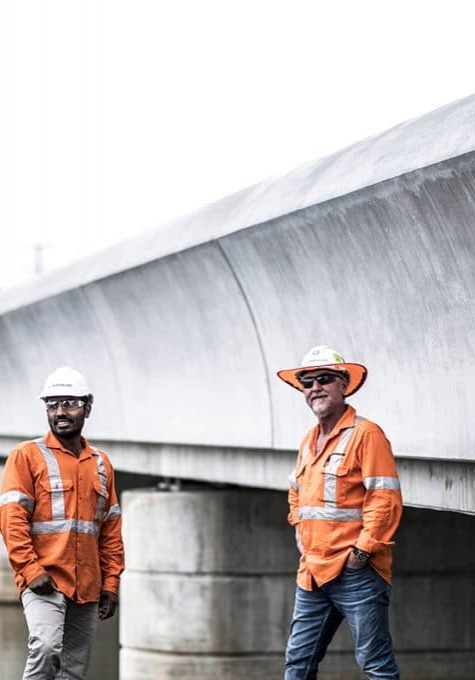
{"left": 0, "top": 96, "right": 474, "bottom": 459}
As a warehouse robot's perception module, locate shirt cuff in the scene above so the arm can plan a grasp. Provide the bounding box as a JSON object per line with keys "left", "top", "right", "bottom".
{"left": 22, "top": 563, "right": 47, "bottom": 586}
{"left": 356, "top": 535, "right": 395, "bottom": 554}
{"left": 101, "top": 575, "right": 120, "bottom": 594}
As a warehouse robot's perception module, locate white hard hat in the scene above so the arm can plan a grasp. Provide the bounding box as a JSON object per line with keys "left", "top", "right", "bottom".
{"left": 277, "top": 345, "right": 367, "bottom": 397}
{"left": 39, "top": 366, "right": 92, "bottom": 399}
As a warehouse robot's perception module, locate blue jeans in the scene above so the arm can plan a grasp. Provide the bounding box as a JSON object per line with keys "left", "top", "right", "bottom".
{"left": 285, "top": 565, "right": 399, "bottom": 679}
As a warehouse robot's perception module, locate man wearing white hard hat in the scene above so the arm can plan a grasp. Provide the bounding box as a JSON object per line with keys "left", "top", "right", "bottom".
{"left": 277, "top": 346, "right": 402, "bottom": 680}
{"left": 0, "top": 367, "right": 124, "bottom": 680}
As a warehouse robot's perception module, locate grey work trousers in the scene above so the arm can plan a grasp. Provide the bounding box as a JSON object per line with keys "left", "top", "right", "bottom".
{"left": 21, "top": 588, "right": 98, "bottom": 680}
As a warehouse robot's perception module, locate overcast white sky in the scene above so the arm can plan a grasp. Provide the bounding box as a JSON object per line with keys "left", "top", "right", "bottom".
{"left": 1, "top": 0, "right": 474, "bottom": 290}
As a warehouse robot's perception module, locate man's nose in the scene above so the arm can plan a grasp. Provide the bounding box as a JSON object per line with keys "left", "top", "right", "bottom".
{"left": 55, "top": 402, "right": 67, "bottom": 415}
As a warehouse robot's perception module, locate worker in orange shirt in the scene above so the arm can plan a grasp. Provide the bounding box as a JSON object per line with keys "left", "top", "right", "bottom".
{"left": 0, "top": 366, "right": 124, "bottom": 680}
{"left": 277, "top": 346, "right": 402, "bottom": 680}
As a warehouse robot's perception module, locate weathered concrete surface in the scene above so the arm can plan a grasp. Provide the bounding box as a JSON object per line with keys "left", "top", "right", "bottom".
{"left": 122, "top": 488, "right": 295, "bottom": 574}
{"left": 120, "top": 490, "right": 475, "bottom": 679}
{"left": 122, "top": 571, "right": 294, "bottom": 653}
{"left": 0, "top": 96, "right": 474, "bottom": 473}
{"left": 120, "top": 488, "right": 297, "bottom": 677}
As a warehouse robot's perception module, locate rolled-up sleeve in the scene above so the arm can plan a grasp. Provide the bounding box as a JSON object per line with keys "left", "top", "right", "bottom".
{"left": 0, "top": 450, "right": 46, "bottom": 585}
{"left": 355, "top": 430, "right": 403, "bottom": 554}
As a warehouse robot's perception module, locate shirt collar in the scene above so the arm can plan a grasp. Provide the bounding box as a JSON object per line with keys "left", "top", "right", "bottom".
{"left": 333, "top": 404, "right": 356, "bottom": 434}
{"left": 314, "top": 404, "right": 357, "bottom": 441}
{"left": 44, "top": 430, "right": 94, "bottom": 459}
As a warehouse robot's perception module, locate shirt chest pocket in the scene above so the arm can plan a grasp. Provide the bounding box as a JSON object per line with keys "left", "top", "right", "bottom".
{"left": 323, "top": 455, "right": 349, "bottom": 505}
{"left": 38, "top": 479, "right": 73, "bottom": 519}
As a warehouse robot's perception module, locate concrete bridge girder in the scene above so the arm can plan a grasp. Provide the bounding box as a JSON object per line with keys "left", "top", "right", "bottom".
{"left": 0, "top": 153, "right": 475, "bottom": 458}
{"left": 0, "top": 97, "right": 473, "bottom": 481}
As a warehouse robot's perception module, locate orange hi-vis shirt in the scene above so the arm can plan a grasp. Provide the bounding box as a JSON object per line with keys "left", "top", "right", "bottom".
{"left": 0, "top": 431, "right": 124, "bottom": 603}
{"left": 288, "top": 405, "right": 402, "bottom": 590}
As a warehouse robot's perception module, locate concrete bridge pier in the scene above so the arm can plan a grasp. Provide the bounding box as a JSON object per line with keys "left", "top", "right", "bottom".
{"left": 120, "top": 486, "right": 475, "bottom": 680}
{"left": 119, "top": 486, "right": 297, "bottom": 679}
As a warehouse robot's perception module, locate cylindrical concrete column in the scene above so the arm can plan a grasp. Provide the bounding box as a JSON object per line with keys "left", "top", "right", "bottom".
{"left": 119, "top": 487, "right": 297, "bottom": 679}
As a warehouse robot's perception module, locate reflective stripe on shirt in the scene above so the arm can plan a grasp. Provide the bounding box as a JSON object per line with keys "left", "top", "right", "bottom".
{"left": 299, "top": 505, "right": 363, "bottom": 521}
{"left": 35, "top": 438, "right": 66, "bottom": 520}
{"left": 0, "top": 490, "right": 35, "bottom": 513}
{"left": 31, "top": 518, "right": 99, "bottom": 536}
{"left": 323, "top": 426, "right": 355, "bottom": 506}
{"left": 104, "top": 504, "right": 121, "bottom": 521}
{"left": 288, "top": 469, "right": 298, "bottom": 490}
{"left": 93, "top": 448, "right": 108, "bottom": 522}
{"left": 298, "top": 419, "right": 363, "bottom": 522}
{"left": 292, "top": 416, "right": 365, "bottom": 495}
{"left": 364, "top": 476, "right": 401, "bottom": 491}
{"left": 32, "top": 438, "right": 111, "bottom": 536}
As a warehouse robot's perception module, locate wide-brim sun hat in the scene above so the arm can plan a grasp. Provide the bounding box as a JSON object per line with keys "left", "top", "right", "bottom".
{"left": 277, "top": 345, "right": 367, "bottom": 397}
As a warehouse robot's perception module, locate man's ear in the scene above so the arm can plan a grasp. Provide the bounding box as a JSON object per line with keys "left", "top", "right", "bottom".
{"left": 85, "top": 395, "right": 93, "bottom": 418}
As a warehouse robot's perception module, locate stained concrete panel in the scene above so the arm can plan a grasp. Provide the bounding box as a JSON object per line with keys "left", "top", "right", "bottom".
{"left": 121, "top": 571, "right": 294, "bottom": 654}
{"left": 122, "top": 488, "right": 295, "bottom": 574}
{"left": 120, "top": 487, "right": 299, "bottom": 678}
{"left": 120, "top": 491, "right": 475, "bottom": 679}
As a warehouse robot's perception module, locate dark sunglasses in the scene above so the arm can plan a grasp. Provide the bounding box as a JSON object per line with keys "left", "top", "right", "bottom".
{"left": 297, "top": 373, "right": 343, "bottom": 389}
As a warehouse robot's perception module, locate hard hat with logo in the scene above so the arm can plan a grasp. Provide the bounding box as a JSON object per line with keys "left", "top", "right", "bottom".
{"left": 277, "top": 345, "right": 367, "bottom": 397}
{"left": 39, "top": 366, "right": 92, "bottom": 400}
